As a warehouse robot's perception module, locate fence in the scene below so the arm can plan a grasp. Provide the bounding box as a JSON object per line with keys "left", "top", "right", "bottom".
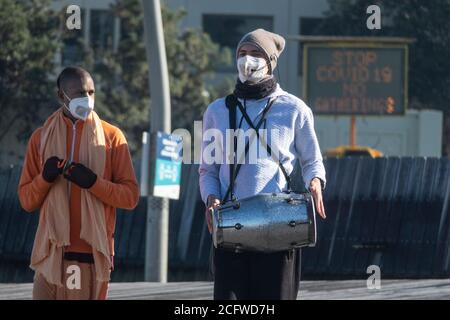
{"left": 1, "top": 157, "right": 450, "bottom": 282}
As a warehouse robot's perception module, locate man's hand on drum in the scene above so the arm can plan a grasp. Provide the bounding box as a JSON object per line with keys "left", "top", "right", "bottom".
{"left": 206, "top": 194, "right": 221, "bottom": 234}
{"left": 309, "top": 177, "right": 326, "bottom": 219}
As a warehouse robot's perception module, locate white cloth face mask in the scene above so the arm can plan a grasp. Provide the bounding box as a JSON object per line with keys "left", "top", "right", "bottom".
{"left": 62, "top": 90, "right": 94, "bottom": 121}
{"left": 237, "top": 55, "right": 268, "bottom": 83}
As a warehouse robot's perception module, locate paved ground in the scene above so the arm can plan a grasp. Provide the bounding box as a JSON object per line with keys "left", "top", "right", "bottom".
{"left": 1, "top": 279, "right": 450, "bottom": 300}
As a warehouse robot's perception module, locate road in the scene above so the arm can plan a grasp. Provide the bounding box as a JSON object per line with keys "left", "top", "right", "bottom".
{"left": 1, "top": 279, "right": 450, "bottom": 300}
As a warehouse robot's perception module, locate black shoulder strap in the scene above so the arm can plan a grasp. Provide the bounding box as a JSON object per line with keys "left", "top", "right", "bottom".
{"left": 224, "top": 94, "right": 237, "bottom": 203}
{"left": 222, "top": 95, "right": 289, "bottom": 203}
{"left": 238, "top": 98, "right": 291, "bottom": 191}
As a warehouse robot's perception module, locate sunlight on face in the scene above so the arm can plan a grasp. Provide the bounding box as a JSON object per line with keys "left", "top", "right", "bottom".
{"left": 237, "top": 44, "right": 266, "bottom": 59}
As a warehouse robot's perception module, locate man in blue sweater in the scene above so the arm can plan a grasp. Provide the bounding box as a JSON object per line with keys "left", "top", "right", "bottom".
{"left": 199, "top": 29, "right": 327, "bottom": 300}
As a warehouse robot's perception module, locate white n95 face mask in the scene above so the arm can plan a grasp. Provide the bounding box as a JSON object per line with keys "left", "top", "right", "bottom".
{"left": 62, "top": 90, "right": 94, "bottom": 121}
{"left": 237, "top": 55, "right": 268, "bottom": 83}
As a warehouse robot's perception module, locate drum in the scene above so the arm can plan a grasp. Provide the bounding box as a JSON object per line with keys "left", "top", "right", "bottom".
{"left": 212, "top": 192, "right": 316, "bottom": 253}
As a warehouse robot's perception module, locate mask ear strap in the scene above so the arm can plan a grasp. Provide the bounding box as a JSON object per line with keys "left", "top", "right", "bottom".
{"left": 60, "top": 89, "right": 71, "bottom": 103}
{"left": 60, "top": 89, "right": 73, "bottom": 110}
{"left": 269, "top": 54, "right": 277, "bottom": 74}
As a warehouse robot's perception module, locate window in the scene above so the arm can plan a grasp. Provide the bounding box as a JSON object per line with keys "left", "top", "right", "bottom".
{"left": 300, "top": 17, "right": 325, "bottom": 36}
{"left": 62, "top": 36, "right": 84, "bottom": 66}
{"left": 90, "top": 9, "right": 115, "bottom": 58}
{"left": 298, "top": 17, "right": 325, "bottom": 76}
{"left": 61, "top": 9, "right": 116, "bottom": 65}
{"left": 61, "top": 9, "right": 85, "bottom": 66}
{"left": 203, "top": 14, "right": 273, "bottom": 71}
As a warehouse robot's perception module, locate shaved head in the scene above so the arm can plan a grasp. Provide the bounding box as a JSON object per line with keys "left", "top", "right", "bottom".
{"left": 57, "top": 66, "right": 95, "bottom": 122}
{"left": 57, "top": 66, "right": 92, "bottom": 91}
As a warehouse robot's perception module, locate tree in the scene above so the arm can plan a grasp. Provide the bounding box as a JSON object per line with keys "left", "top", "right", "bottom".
{"left": 84, "top": 0, "right": 231, "bottom": 156}
{"left": 0, "top": 0, "right": 59, "bottom": 147}
{"left": 313, "top": 0, "right": 450, "bottom": 155}
{"left": 0, "top": 0, "right": 230, "bottom": 163}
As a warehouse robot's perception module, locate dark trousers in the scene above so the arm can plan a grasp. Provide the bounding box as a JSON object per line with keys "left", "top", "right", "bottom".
{"left": 212, "top": 247, "right": 302, "bottom": 300}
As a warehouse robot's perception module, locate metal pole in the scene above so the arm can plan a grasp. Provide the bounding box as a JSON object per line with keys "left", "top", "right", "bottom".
{"left": 142, "top": 0, "right": 171, "bottom": 282}
{"left": 350, "top": 116, "right": 356, "bottom": 147}
{"left": 140, "top": 132, "right": 149, "bottom": 197}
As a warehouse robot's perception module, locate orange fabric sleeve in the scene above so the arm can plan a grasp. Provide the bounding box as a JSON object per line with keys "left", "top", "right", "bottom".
{"left": 88, "top": 127, "right": 139, "bottom": 210}
{"left": 17, "top": 128, "right": 53, "bottom": 213}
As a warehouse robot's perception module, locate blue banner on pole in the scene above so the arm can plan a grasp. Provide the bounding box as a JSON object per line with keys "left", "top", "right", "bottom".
{"left": 151, "top": 131, "right": 183, "bottom": 199}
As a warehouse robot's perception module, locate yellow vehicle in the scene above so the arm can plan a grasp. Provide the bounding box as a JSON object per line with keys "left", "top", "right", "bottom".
{"left": 324, "top": 145, "right": 383, "bottom": 158}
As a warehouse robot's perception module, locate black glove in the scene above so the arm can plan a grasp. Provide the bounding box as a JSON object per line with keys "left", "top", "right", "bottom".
{"left": 63, "top": 162, "right": 97, "bottom": 189}
{"left": 42, "top": 156, "right": 65, "bottom": 183}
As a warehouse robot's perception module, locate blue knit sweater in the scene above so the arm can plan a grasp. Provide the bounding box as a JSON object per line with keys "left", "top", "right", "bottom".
{"left": 198, "top": 84, "right": 326, "bottom": 204}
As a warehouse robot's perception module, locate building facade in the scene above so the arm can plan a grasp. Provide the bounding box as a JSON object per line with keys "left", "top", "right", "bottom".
{"left": 0, "top": 0, "right": 442, "bottom": 167}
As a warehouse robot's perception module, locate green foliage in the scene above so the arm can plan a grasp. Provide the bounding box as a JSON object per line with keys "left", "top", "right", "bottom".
{"left": 0, "top": 0, "right": 59, "bottom": 144}
{"left": 85, "top": 0, "right": 231, "bottom": 155}
{"left": 0, "top": 0, "right": 231, "bottom": 159}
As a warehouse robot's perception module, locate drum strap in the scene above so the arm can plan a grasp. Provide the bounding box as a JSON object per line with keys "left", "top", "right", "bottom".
{"left": 222, "top": 94, "right": 291, "bottom": 203}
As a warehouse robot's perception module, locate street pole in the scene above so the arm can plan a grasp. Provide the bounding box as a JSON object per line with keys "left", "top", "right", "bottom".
{"left": 350, "top": 116, "right": 356, "bottom": 147}
{"left": 142, "top": 0, "right": 171, "bottom": 282}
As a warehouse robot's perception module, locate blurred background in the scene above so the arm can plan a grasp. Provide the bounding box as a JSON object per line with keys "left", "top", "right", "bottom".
{"left": 1, "top": 0, "right": 450, "bottom": 284}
